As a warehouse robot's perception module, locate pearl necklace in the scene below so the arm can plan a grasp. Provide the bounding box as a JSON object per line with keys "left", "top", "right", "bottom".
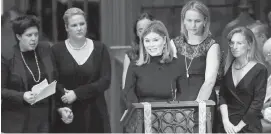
{"left": 21, "top": 50, "right": 41, "bottom": 83}
{"left": 68, "top": 39, "right": 87, "bottom": 50}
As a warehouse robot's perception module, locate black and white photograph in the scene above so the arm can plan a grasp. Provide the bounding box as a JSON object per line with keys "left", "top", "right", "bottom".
{"left": 1, "top": 0, "right": 271, "bottom": 133}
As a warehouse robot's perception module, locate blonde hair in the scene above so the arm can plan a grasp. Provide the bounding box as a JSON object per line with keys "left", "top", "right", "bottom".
{"left": 136, "top": 20, "right": 174, "bottom": 66}
{"left": 180, "top": 0, "right": 211, "bottom": 40}
{"left": 63, "top": 7, "right": 85, "bottom": 25}
{"left": 224, "top": 27, "right": 265, "bottom": 74}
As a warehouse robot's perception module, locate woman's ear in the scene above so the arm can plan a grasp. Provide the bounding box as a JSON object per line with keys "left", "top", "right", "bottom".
{"left": 65, "top": 25, "right": 68, "bottom": 32}
{"left": 16, "top": 34, "right": 21, "bottom": 41}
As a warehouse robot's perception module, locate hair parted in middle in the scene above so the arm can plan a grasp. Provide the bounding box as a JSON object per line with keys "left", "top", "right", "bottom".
{"left": 224, "top": 26, "right": 265, "bottom": 74}
{"left": 180, "top": 0, "right": 211, "bottom": 40}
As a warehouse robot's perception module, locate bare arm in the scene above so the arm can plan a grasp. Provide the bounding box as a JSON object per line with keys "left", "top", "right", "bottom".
{"left": 122, "top": 54, "right": 130, "bottom": 89}
{"left": 196, "top": 43, "right": 220, "bottom": 100}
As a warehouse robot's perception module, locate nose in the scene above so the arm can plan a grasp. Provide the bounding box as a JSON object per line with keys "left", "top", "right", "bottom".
{"left": 76, "top": 25, "right": 82, "bottom": 31}
{"left": 192, "top": 21, "right": 196, "bottom": 28}
{"left": 145, "top": 41, "right": 155, "bottom": 48}
{"left": 31, "top": 34, "right": 37, "bottom": 41}
{"left": 231, "top": 43, "right": 238, "bottom": 49}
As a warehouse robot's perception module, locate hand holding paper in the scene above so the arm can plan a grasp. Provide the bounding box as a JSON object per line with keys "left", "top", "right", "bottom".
{"left": 31, "top": 79, "right": 57, "bottom": 105}
{"left": 23, "top": 91, "right": 37, "bottom": 104}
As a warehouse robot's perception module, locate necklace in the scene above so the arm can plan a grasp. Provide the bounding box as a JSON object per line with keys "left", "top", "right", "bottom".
{"left": 68, "top": 39, "right": 87, "bottom": 50}
{"left": 21, "top": 50, "right": 41, "bottom": 82}
{"left": 184, "top": 44, "right": 199, "bottom": 78}
{"left": 234, "top": 60, "right": 249, "bottom": 70}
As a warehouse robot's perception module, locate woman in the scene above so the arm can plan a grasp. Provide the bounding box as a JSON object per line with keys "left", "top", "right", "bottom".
{"left": 172, "top": 0, "right": 220, "bottom": 101}
{"left": 218, "top": 27, "right": 267, "bottom": 133}
{"left": 261, "top": 38, "right": 271, "bottom": 133}
{"left": 1, "top": 15, "right": 70, "bottom": 133}
{"left": 247, "top": 21, "right": 268, "bottom": 55}
{"left": 123, "top": 20, "right": 183, "bottom": 107}
{"left": 122, "top": 13, "right": 153, "bottom": 89}
{"left": 51, "top": 8, "right": 111, "bottom": 133}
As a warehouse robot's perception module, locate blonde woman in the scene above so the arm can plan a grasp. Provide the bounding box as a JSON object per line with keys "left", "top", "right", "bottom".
{"left": 123, "top": 20, "right": 183, "bottom": 107}
{"left": 218, "top": 27, "right": 267, "bottom": 133}
{"left": 172, "top": 0, "right": 220, "bottom": 101}
{"left": 52, "top": 8, "right": 111, "bottom": 133}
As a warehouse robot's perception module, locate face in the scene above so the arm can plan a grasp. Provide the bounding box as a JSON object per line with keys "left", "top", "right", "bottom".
{"left": 17, "top": 26, "right": 39, "bottom": 52}
{"left": 229, "top": 33, "right": 251, "bottom": 58}
{"left": 251, "top": 28, "right": 267, "bottom": 51}
{"left": 143, "top": 32, "right": 165, "bottom": 56}
{"left": 66, "top": 14, "right": 87, "bottom": 39}
{"left": 136, "top": 18, "right": 152, "bottom": 37}
{"left": 264, "top": 49, "right": 271, "bottom": 66}
{"left": 184, "top": 9, "right": 206, "bottom": 36}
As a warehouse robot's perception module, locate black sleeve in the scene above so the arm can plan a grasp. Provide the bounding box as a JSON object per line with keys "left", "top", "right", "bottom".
{"left": 242, "top": 68, "right": 268, "bottom": 125}
{"left": 51, "top": 45, "right": 71, "bottom": 109}
{"left": 1, "top": 55, "right": 25, "bottom": 105}
{"left": 123, "top": 63, "right": 138, "bottom": 108}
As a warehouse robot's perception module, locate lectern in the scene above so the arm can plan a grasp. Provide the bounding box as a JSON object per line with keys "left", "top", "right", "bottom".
{"left": 121, "top": 100, "right": 216, "bottom": 133}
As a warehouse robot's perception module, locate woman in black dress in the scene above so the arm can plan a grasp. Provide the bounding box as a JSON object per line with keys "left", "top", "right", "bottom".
{"left": 123, "top": 20, "right": 183, "bottom": 106}
{"left": 1, "top": 15, "right": 68, "bottom": 133}
{"left": 218, "top": 27, "right": 267, "bottom": 133}
{"left": 52, "top": 8, "right": 111, "bottom": 133}
{"left": 171, "top": 0, "right": 221, "bottom": 102}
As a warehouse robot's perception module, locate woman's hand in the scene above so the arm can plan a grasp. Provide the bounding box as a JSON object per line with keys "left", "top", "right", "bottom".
{"left": 23, "top": 91, "right": 37, "bottom": 104}
{"left": 222, "top": 119, "right": 237, "bottom": 134}
{"left": 58, "top": 107, "right": 74, "bottom": 124}
{"left": 61, "top": 89, "right": 77, "bottom": 104}
{"left": 263, "top": 107, "right": 271, "bottom": 123}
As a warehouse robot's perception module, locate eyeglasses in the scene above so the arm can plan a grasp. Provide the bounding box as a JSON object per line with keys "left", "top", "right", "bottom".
{"left": 229, "top": 42, "right": 244, "bottom": 48}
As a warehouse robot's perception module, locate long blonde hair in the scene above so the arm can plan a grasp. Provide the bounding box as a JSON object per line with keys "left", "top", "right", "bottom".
{"left": 136, "top": 20, "right": 174, "bottom": 66}
{"left": 224, "top": 27, "right": 265, "bottom": 74}
{"left": 180, "top": 0, "right": 211, "bottom": 40}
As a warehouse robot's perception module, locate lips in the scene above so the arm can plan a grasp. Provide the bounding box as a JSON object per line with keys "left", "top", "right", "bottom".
{"left": 147, "top": 48, "right": 158, "bottom": 52}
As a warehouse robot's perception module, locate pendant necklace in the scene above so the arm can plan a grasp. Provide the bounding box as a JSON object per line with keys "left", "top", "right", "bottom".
{"left": 184, "top": 44, "right": 199, "bottom": 78}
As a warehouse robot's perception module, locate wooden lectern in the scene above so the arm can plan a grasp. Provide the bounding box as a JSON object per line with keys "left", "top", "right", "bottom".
{"left": 121, "top": 100, "right": 216, "bottom": 133}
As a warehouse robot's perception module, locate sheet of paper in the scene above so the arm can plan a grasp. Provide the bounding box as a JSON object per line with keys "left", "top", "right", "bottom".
{"left": 31, "top": 79, "right": 49, "bottom": 94}
{"left": 31, "top": 80, "right": 57, "bottom": 105}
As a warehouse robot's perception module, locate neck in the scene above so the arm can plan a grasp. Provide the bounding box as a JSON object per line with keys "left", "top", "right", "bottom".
{"left": 68, "top": 37, "right": 86, "bottom": 48}
{"left": 187, "top": 33, "right": 204, "bottom": 45}
{"left": 235, "top": 55, "right": 249, "bottom": 66}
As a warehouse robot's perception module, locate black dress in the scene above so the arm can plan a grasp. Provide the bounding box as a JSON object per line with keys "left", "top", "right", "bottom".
{"left": 172, "top": 35, "right": 218, "bottom": 101}
{"left": 217, "top": 63, "right": 268, "bottom": 133}
{"left": 123, "top": 56, "right": 183, "bottom": 106}
{"left": 51, "top": 40, "right": 111, "bottom": 133}
{"left": 20, "top": 50, "right": 50, "bottom": 132}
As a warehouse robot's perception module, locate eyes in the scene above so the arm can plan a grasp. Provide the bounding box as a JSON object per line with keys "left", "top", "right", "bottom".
{"left": 144, "top": 38, "right": 160, "bottom": 43}
{"left": 186, "top": 19, "right": 202, "bottom": 23}
{"left": 26, "top": 32, "right": 38, "bottom": 37}
{"left": 229, "top": 41, "right": 243, "bottom": 47}
{"left": 70, "top": 22, "right": 86, "bottom": 27}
